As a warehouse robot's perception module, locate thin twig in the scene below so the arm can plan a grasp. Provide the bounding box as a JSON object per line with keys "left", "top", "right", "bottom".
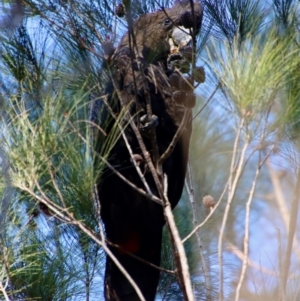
{"left": 93, "top": 184, "right": 103, "bottom": 235}
{"left": 193, "top": 83, "right": 220, "bottom": 120}
{"left": 0, "top": 281, "right": 10, "bottom": 301}
{"left": 163, "top": 174, "right": 195, "bottom": 301}
{"left": 182, "top": 179, "right": 229, "bottom": 243}
{"left": 101, "top": 157, "right": 162, "bottom": 205}
{"left": 44, "top": 155, "right": 67, "bottom": 209}
{"left": 235, "top": 146, "right": 274, "bottom": 301}
{"left": 267, "top": 162, "right": 290, "bottom": 229}
{"left": 218, "top": 117, "right": 248, "bottom": 301}
{"left": 189, "top": 0, "right": 197, "bottom": 82}
{"left": 158, "top": 109, "right": 190, "bottom": 165}
{"left": 106, "top": 240, "right": 175, "bottom": 275}
{"left": 3, "top": 255, "right": 15, "bottom": 301}
{"left": 185, "top": 162, "right": 211, "bottom": 300}
{"left": 76, "top": 119, "right": 107, "bottom": 136}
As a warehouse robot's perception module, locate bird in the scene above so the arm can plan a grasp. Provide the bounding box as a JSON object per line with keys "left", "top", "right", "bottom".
{"left": 96, "top": 1, "right": 203, "bottom": 300}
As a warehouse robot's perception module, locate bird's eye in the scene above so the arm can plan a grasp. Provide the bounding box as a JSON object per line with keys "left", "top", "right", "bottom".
{"left": 164, "top": 18, "right": 172, "bottom": 28}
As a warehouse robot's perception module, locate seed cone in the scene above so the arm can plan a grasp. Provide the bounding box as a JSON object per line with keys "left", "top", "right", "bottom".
{"left": 203, "top": 195, "right": 215, "bottom": 208}
{"left": 194, "top": 66, "right": 205, "bottom": 83}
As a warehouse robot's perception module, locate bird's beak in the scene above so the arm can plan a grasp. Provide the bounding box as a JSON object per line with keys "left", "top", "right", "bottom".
{"left": 169, "top": 26, "right": 192, "bottom": 54}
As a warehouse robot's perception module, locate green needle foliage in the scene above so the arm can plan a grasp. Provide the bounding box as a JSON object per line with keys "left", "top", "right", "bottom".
{"left": 207, "top": 28, "right": 299, "bottom": 119}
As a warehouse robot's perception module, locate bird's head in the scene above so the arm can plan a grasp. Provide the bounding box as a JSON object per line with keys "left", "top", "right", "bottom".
{"left": 116, "top": 0, "right": 203, "bottom": 63}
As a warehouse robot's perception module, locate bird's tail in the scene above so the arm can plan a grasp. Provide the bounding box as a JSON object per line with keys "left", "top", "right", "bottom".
{"left": 104, "top": 230, "right": 162, "bottom": 301}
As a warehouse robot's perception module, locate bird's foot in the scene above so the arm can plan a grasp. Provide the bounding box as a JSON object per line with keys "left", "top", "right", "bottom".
{"left": 139, "top": 114, "right": 159, "bottom": 132}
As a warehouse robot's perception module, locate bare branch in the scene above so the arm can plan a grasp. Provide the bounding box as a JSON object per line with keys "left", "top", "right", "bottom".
{"left": 218, "top": 117, "right": 248, "bottom": 301}
{"left": 158, "top": 109, "right": 190, "bottom": 165}
{"left": 193, "top": 83, "right": 220, "bottom": 120}
{"left": 0, "top": 280, "right": 10, "bottom": 301}
{"left": 106, "top": 240, "right": 175, "bottom": 276}
{"left": 163, "top": 174, "right": 195, "bottom": 301}
{"left": 235, "top": 145, "right": 274, "bottom": 301}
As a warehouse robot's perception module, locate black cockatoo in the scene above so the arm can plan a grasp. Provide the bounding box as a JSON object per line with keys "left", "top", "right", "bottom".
{"left": 97, "top": 1, "right": 203, "bottom": 300}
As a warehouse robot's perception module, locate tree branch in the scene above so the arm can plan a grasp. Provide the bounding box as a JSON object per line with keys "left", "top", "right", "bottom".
{"left": 163, "top": 174, "right": 195, "bottom": 301}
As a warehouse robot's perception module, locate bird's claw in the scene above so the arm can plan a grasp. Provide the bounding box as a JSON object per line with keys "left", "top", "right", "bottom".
{"left": 139, "top": 114, "right": 159, "bottom": 131}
